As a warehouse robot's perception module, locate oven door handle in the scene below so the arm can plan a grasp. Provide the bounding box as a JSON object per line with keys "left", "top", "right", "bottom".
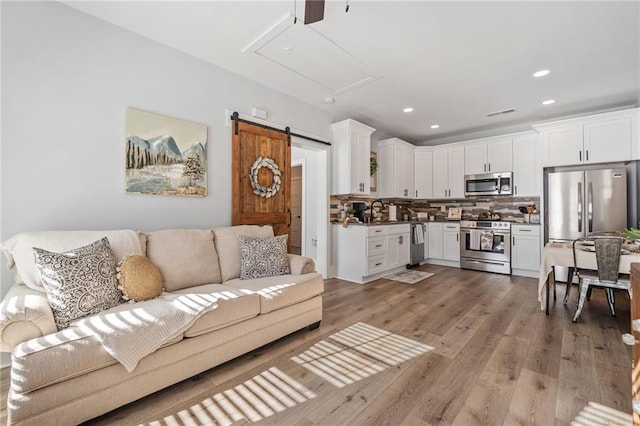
{"left": 464, "top": 259, "right": 508, "bottom": 266}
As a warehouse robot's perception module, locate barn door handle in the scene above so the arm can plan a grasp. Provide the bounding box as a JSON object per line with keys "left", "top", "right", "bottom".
{"left": 288, "top": 209, "right": 292, "bottom": 226}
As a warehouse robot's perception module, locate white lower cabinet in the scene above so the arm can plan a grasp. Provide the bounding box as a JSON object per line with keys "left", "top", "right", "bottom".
{"left": 428, "top": 223, "right": 444, "bottom": 259}
{"left": 386, "top": 229, "right": 410, "bottom": 267}
{"left": 443, "top": 223, "right": 461, "bottom": 261}
{"left": 511, "top": 225, "right": 541, "bottom": 276}
{"left": 427, "top": 222, "right": 460, "bottom": 262}
{"left": 334, "top": 224, "right": 410, "bottom": 284}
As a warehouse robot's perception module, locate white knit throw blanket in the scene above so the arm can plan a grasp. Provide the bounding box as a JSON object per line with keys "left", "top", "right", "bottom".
{"left": 72, "top": 293, "right": 219, "bottom": 372}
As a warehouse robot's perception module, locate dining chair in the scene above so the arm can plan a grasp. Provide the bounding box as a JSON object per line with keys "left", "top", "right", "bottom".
{"left": 571, "top": 236, "right": 631, "bottom": 323}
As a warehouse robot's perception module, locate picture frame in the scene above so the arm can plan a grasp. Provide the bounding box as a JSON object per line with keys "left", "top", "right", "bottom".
{"left": 125, "top": 108, "right": 207, "bottom": 197}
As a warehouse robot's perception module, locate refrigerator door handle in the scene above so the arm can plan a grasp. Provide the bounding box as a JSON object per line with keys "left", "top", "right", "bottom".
{"left": 588, "top": 181, "right": 593, "bottom": 233}
{"left": 577, "top": 182, "right": 583, "bottom": 233}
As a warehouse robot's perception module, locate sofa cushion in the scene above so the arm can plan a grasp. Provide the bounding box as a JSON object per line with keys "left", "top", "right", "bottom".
{"left": 212, "top": 225, "right": 273, "bottom": 282}
{"left": 225, "top": 272, "right": 324, "bottom": 314}
{"left": 12, "top": 326, "right": 183, "bottom": 394}
{"left": 239, "top": 235, "right": 290, "bottom": 280}
{"left": 33, "top": 238, "right": 123, "bottom": 330}
{"left": 172, "top": 283, "right": 260, "bottom": 337}
{"left": 1, "top": 230, "right": 143, "bottom": 292}
{"left": 145, "top": 229, "right": 221, "bottom": 291}
{"left": 117, "top": 255, "right": 163, "bottom": 302}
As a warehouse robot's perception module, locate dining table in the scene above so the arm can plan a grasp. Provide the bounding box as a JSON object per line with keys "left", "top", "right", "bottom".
{"left": 537, "top": 241, "right": 640, "bottom": 314}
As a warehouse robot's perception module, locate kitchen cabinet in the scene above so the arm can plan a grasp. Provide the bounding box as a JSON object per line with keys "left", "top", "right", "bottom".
{"left": 428, "top": 223, "right": 443, "bottom": 259}
{"left": 386, "top": 226, "right": 411, "bottom": 268}
{"left": 333, "top": 224, "right": 410, "bottom": 284}
{"left": 414, "top": 148, "right": 433, "bottom": 198}
{"left": 375, "top": 138, "right": 415, "bottom": 198}
{"left": 536, "top": 108, "right": 639, "bottom": 167}
{"left": 433, "top": 145, "right": 465, "bottom": 199}
{"left": 331, "top": 119, "right": 376, "bottom": 195}
{"left": 511, "top": 225, "right": 540, "bottom": 275}
{"left": 464, "top": 136, "right": 512, "bottom": 175}
{"left": 427, "top": 222, "right": 460, "bottom": 261}
{"left": 512, "top": 132, "right": 540, "bottom": 197}
{"left": 443, "top": 223, "right": 461, "bottom": 261}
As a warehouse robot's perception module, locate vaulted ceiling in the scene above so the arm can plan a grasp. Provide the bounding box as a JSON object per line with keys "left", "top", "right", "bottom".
{"left": 64, "top": 1, "right": 640, "bottom": 144}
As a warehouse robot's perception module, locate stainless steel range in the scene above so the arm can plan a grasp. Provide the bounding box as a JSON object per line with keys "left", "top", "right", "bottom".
{"left": 460, "top": 220, "right": 511, "bottom": 275}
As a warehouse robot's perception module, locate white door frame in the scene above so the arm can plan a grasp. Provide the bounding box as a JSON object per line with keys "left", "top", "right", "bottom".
{"left": 291, "top": 160, "right": 305, "bottom": 256}
{"left": 291, "top": 137, "right": 329, "bottom": 278}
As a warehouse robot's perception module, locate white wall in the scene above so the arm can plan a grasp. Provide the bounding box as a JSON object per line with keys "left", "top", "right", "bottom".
{"left": 0, "top": 1, "right": 332, "bottom": 298}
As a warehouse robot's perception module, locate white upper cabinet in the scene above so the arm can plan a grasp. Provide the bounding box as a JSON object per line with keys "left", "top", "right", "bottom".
{"left": 512, "top": 132, "right": 540, "bottom": 197}
{"left": 414, "top": 148, "right": 433, "bottom": 199}
{"left": 448, "top": 146, "right": 466, "bottom": 198}
{"left": 584, "top": 117, "right": 633, "bottom": 163}
{"left": 535, "top": 108, "right": 639, "bottom": 167}
{"left": 374, "top": 138, "right": 415, "bottom": 198}
{"left": 464, "top": 136, "right": 513, "bottom": 175}
{"left": 433, "top": 145, "right": 465, "bottom": 199}
{"left": 331, "top": 119, "right": 376, "bottom": 195}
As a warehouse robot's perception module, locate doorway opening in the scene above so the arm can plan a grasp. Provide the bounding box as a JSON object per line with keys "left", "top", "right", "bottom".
{"left": 291, "top": 139, "right": 329, "bottom": 278}
{"left": 290, "top": 164, "right": 303, "bottom": 255}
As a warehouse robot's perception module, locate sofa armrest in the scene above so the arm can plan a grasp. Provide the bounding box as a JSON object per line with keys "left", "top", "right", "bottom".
{"left": 287, "top": 254, "right": 316, "bottom": 275}
{"left": 0, "top": 283, "right": 57, "bottom": 352}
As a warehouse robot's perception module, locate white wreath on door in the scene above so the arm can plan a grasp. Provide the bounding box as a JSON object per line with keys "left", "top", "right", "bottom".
{"left": 249, "top": 156, "right": 281, "bottom": 198}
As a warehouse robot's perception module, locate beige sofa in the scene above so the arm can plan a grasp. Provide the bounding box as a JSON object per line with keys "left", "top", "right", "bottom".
{"left": 0, "top": 225, "right": 323, "bottom": 425}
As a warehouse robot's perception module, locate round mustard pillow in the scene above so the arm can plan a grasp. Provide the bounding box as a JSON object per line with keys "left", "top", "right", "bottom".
{"left": 117, "top": 255, "right": 163, "bottom": 302}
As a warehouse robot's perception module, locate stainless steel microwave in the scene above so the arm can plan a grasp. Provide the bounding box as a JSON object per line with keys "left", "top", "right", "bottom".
{"left": 464, "top": 172, "right": 513, "bottom": 196}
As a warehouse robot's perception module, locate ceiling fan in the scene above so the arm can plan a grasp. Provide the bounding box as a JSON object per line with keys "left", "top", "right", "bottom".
{"left": 304, "top": 0, "right": 325, "bottom": 24}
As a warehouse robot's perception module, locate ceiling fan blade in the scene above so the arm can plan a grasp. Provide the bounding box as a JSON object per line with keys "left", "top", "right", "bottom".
{"left": 304, "top": 0, "right": 325, "bottom": 24}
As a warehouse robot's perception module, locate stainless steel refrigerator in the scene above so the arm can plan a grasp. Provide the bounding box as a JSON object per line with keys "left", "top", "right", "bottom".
{"left": 546, "top": 167, "right": 627, "bottom": 242}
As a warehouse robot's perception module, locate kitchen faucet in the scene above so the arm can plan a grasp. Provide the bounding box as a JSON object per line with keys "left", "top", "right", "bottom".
{"left": 370, "top": 199, "right": 385, "bottom": 222}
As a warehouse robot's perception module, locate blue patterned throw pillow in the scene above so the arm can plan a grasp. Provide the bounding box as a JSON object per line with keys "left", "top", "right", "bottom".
{"left": 33, "top": 237, "right": 123, "bottom": 330}
{"left": 239, "top": 235, "right": 290, "bottom": 280}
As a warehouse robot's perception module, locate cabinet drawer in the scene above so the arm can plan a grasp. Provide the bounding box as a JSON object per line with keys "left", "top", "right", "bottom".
{"left": 386, "top": 224, "right": 410, "bottom": 235}
{"left": 367, "top": 236, "right": 387, "bottom": 256}
{"left": 444, "top": 224, "right": 460, "bottom": 231}
{"left": 512, "top": 225, "right": 540, "bottom": 236}
{"left": 367, "top": 226, "right": 388, "bottom": 237}
{"left": 367, "top": 255, "right": 386, "bottom": 275}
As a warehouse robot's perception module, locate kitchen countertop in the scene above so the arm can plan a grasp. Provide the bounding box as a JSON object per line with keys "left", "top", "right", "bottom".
{"left": 331, "top": 219, "right": 540, "bottom": 226}
{"left": 331, "top": 219, "right": 458, "bottom": 226}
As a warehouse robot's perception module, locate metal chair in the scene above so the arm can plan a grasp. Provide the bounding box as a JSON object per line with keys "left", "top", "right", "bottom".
{"left": 571, "top": 236, "right": 631, "bottom": 322}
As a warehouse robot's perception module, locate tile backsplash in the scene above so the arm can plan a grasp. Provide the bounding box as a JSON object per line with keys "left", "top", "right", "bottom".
{"left": 330, "top": 195, "right": 540, "bottom": 223}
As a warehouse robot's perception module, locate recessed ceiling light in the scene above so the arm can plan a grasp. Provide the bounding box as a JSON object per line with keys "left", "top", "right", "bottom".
{"left": 542, "top": 99, "right": 556, "bottom": 105}
{"left": 324, "top": 97, "right": 335, "bottom": 104}
{"left": 282, "top": 46, "right": 293, "bottom": 52}
{"left": 533, "top": 69, "right": 550, "bottom": 78}
{"left": 430, "top": 124, "right": 440, "bottom": 129}
{"left": 403, "top": 107, "right": 414, "bottom": 113}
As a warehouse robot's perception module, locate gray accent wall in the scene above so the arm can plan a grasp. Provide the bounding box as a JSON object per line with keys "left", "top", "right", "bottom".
{"left": 0, "top": 1, "right": 332, "bottom": 300}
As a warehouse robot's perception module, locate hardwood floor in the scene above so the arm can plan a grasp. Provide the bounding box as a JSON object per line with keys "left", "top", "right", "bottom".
{"left": 1, "top": 265, "right": 632, "bottom": 425}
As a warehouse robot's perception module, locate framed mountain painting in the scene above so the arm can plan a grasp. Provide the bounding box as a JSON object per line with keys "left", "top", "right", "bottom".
{"left": 125, "top": 108, "right": 207, "bottom": 196}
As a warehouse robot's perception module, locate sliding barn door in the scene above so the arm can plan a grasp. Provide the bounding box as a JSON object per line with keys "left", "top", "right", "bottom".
{"left": 232, "top": 121, "right": 291, "bottom": 247}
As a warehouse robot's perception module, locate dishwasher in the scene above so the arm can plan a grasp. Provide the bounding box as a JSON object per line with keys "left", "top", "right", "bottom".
{"left": 410, "top": 222, "right": 427, "bottom": 265}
